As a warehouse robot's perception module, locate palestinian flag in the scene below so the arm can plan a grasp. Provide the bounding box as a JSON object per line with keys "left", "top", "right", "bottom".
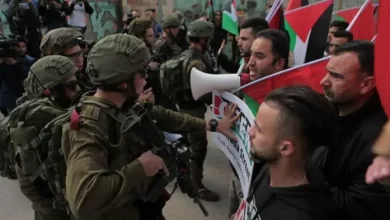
{"left": 347, "top": 0, "right": 376, "bottom": 41}
{"left": 284, "top": 0, "right": 333, "bottom": 66}
{"left": 286, "top": 0, "right": 309, "bottom": 12}
{"left": 241, "top": 57, "right": 330, "bottom": 115}
{"left": 374, "top": 0, "right": 390, "bottom": 117}
{"left": 266, "top": 0, "right": 285, "bottom": 30}
{"left": 333, "top": 7, "right": 360, "bottom": 23}
{"left": 222, "top": 0, "right": 238, "bottom": 35}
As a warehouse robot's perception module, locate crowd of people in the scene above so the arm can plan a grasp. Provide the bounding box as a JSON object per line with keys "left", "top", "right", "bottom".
{"left": 0, "top": 3, "right": 389, "bottom": 220}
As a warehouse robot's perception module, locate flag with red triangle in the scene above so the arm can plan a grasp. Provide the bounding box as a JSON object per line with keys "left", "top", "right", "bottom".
{"left": 347, "top": 0, "right": 376, "bottom": 41}
{"left": 375, "top": 0, "right": 390, "bottom": 117}
{"left": 284, "top": 0, "right": 333, "bottom": 66}
{"left": 266, "top": 0, "right": 284, "bottom": 30}
{"left": 241, "top": 57, "right": 329, "bottom": 115}
{"left": 286, "top": 0, "right": 309, "bottom": 12}
{"left": 333, "top": 7, "right": 360, "bottom": 23}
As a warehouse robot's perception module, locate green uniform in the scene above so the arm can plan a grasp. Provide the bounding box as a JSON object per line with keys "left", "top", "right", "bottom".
{"left": 12, "top": 55, "right": 78, "bottom": 220}
{"left": 154, "top": 14, "right": 183, "bottom": 63}
{"left": 154, "top": 36, "right": 182, "bottom": 63}
{"left": 176, "top": 20, "right": 219, "bottom": 201}
{"left": 64, "top": 33, "right": 212, "bottom": 219}
{"left": 63, "top": 96, "right": 206, "bottom": 220}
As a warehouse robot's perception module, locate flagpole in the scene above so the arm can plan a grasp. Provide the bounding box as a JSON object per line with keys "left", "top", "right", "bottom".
{"left": 232, "top": 56, "right": 331, "bottom": 93}
{"left": 347, "top": 0, "right": 371, "bottom": 31}
{"left": 338, "top": 0, "right": 343, "bottom": 10}
{"left": 236, "top": 62, "right": 245, "bottom": 75}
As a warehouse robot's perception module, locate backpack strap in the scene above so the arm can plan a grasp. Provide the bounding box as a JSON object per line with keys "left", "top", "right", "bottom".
{"left": 28, "top": 107, "right": 75, "bottom": 182}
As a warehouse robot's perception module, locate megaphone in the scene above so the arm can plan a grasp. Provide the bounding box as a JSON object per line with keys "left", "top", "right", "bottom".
{"left": 191, "top": 67, "right": 250, "bottom": 100}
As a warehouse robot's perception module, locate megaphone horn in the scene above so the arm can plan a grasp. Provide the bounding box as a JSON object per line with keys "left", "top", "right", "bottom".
{"left": 190, "top": 67, "right": 250, "bottom": 100}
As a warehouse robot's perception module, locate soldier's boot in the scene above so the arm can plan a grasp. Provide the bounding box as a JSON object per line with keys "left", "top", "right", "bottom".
{"left": 190, "top": 149, "right": 220, "bottom": 202}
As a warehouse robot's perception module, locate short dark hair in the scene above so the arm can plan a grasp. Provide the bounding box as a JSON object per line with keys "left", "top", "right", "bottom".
{"left": 330, "top": 20, "right": 349, "bottom": 31}
{"left": 334, "top": 40, "right": 374, "bottom": 76}
{"left": 240, "top": 17, "right": 269, "bottom": 37}
{"left": 15, "top": 35, "right": 27, "bottom": 43}
{"left": 256, "top": 29, "right": 290, "bottom": 69}
{"left": 265, "top": 86, "right": 338, "bottom": 155}
{"left": 332, "top": 30, "right": 353, "bottom": 42}
{"left": 145, "top": 8, "right": 156, "bottom": 13}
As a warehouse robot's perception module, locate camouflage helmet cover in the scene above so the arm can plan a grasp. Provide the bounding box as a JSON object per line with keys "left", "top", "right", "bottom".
{"left": 86, "top": 34, "right": 151, "bottom": 86}
{"left": 24, "top": 55, "right": 77, "bottom": 99}
{"left": 173, "top": 11, "right": 184, "bottom": 22}
{"left": 187, "top": 20, "right": 214, "bottom": 38}
{"left": 128, "top": 18, "right": 153, "bottom": 37}
{"left": 40, "top": 28, "right": 85, "bottom": 56}
{"left": 161, "top": 14, "right": 181, "bottom": 28}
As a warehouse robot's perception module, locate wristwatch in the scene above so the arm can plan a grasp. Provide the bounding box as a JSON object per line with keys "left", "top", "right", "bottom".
{"left": 209, "top": 119, "right": 218, "bottom": 132}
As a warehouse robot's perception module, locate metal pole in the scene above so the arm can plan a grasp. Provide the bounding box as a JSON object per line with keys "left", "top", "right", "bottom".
{"left": 157, "top": 0, "right": 164, "bottom": 22}
{"left": 338, "top": 0, "right": 343, "bottom": 10}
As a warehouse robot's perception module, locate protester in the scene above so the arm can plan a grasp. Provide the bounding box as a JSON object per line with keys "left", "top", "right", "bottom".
{"left": 321, "top": 41, "right": 390, "bottom": 219}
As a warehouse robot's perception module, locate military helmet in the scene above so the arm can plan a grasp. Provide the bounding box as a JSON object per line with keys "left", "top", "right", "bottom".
{"left": 187, "top": 20, "right": 214, "bottom": 38}
{"left": 161, "top": 14, "right": 181, "bottom": 28}
{"left": 128, "top": 18, "right": 153, "bottom": 37}
{"left": 86, "top": 34, "right": 151, "bottom": 86}
{"left": 173, "top": 11, "right": 184, "bottom": 22}
{"left": 40, "top": 28, "right": 85, "bottom": 56}
{"left": 24, "top": 55, "right": 77, "bottom": 98}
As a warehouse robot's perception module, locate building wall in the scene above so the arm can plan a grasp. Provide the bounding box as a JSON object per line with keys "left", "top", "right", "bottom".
{"left": 0, "top": 0, "right": 380, "bottom": 40}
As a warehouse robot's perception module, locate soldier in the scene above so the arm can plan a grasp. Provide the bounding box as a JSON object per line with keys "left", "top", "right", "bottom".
{"left": 128, "top": 17, "right": 176, "bottom": 110}
{"left": 161, "top": 20, "right": 220, "bottom": 201}
{"left": 128, "top": 18, "right": 156, "bottom": 53}
{"left": 62, "top": 34, "right": 238, "bottom": 220}
{"left": 173, "top": 10, "right": 189, "bottom": 51}
{"left": 154, "top": 14, "right": 182, "bottom": 63}
{"left": 40, "top": 27, "right": 93, "bottom": 91}
{"left": 12, "top": 55, "right": 81, "bottom": 220}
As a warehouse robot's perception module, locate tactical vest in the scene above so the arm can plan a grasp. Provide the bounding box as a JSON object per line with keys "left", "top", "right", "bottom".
{"left": 9, "top": 98, "right": 68, "bottom": 210}
{"left": 67, "top": 99, "right": 172, "bottom": 199}
{"left": 159, "top": 49, "right": 213, "bottom": 108}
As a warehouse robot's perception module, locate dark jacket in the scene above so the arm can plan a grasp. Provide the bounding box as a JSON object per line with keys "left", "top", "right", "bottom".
{"left": 39, "top": 0, "right": 72, "bottom": 30}
{"left": 0, "top": 62, "right": 28, "bottom": 110}
{"left": 324, "top": 92, "right": 390, "bottom": 220}
{"left": 247, "top": 164, "right": 344, "bottom": 220}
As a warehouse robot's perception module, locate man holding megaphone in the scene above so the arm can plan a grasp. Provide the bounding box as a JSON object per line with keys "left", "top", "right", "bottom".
{"left": 191, "top": 28, "right": 290, "bottom": 217}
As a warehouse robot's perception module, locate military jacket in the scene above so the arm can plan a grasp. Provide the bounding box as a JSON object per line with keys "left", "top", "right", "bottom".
{"left": 154, "top": 36, "right": 182, "bottom": 63}
{"left": 62, "top": 96, "right": 206, "bottom": 220}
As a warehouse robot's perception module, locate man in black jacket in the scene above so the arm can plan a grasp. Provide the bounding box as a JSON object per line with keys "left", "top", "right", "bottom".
{"left": 321, "top": 41, "right": 390, "bottom": 219}
{"left": 238, "top": 86, "right": 342, "bottom": 220}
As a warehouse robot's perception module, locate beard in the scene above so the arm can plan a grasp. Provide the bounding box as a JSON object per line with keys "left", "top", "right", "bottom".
{"left": 323, "top": 87, "right": 335, "bottom": 101}
{"left": 250, "top": 148, "right": 279, "bottom": 164}
{"left": 240, "top": 49, "right": 250, "bottom": 57}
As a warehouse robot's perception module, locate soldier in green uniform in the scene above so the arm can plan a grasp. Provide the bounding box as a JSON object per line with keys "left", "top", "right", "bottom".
{"left": 62, "top": 34, "right": 238, "bottom": 220}
{"left": 154, "top": 14, "right": 182, "bottom": 63}
{"left": 13, "top": 55, "right": 81, "bottom": 220}
{"left": 40, "top": 28, "right": 93, "bottom": 90}
{"left": 177, "top": 20, "right": 220, "bottom": 201}
{"left": 128, "top": 18, "right": 156, "bottom": 53}
{"left": 173, "top": 10, "right": 189, "bottom": 51}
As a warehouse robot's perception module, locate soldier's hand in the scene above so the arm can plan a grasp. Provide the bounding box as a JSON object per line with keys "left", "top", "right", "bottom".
{"left": 216, "top": 103, "right": 240, "bottom": 141}
{"left": 138, "top": 88, "right": 155, "bottom": 104}
{"left": 138, "top": 151, "right": 169, "bottom": 177}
